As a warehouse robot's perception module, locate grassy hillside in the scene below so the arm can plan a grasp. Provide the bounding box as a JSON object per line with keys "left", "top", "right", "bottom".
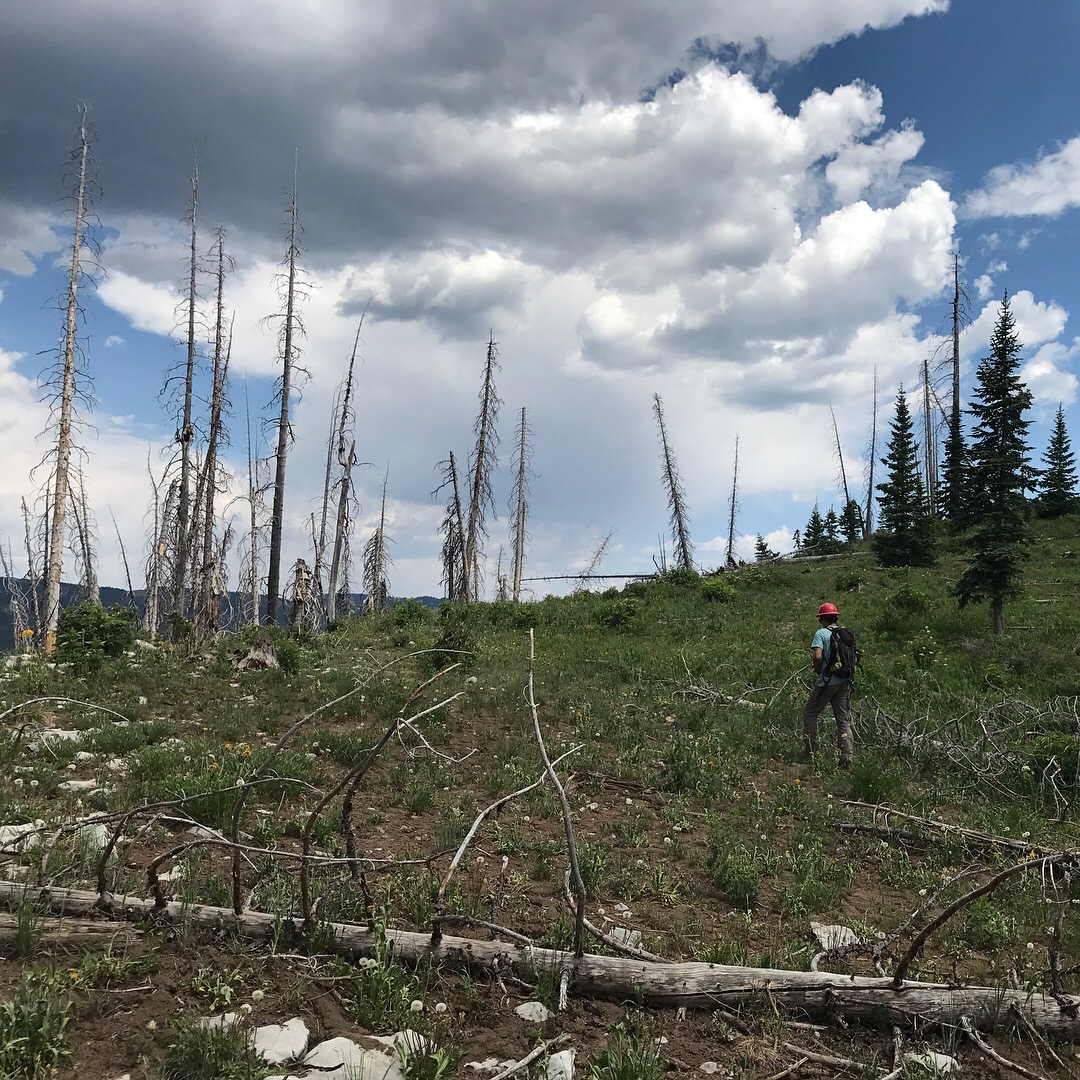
{"left": 1, "top": 516, "right": 1079, "bottom": 1078}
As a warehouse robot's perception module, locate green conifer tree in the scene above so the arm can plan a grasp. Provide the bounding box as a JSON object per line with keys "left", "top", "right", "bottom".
{"left": 803, "top": 505, "right": 824, "bottom": 553}
{"left": 1039, "top": 403, "right": 1078, "bottom": 518}
{"left": 873, "top": 387, "right": 936, "bottom": 567}
{"left": 822, "top": 508, "right": 843, "bottom": 553}
{"left": 955, "top": 294, "right": 1033, "bottom": 635}
{"left": 753, "top": 534, "right": 777, "bottom": 562}
{"left": 840, "top": 498, "right": 863, "bottom": 544}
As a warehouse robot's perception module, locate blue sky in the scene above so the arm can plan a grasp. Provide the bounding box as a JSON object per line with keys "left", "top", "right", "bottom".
{"left": 1, "top": 0, "right": 1077, "bottom": 599}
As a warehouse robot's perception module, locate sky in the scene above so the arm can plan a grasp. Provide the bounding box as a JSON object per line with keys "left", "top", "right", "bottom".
{"left": 1, "top": 0, "right": 1079, "bottom": 601}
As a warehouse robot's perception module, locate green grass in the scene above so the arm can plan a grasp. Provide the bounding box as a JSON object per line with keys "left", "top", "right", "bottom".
{"left": 2, "top": 516, "right": 1080, "bottom": 1073}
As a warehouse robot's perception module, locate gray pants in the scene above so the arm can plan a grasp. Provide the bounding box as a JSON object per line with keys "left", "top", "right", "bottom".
{"left": 802, "top": 680, "right": 853, "bottom": 764}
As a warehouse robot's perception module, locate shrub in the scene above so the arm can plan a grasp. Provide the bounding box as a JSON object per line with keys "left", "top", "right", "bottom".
{"left": 962, "top": 899, "right": 1017, "bottom": 951}
{"left": 706, "top": 841, "right": 762, "bottom": 910}
{"left": 699, "top": 577, "right": 735, "bottom": 604}
{"left": 847, "top": 758, "right": 904, "bottom": 804}
{"left": 56, "top": 603, "right": 137, "bottom": 668}
{"left": 391, "top": 598, "right": 434, "bottom": 627}
{"left": 159, "top": 1015, "right": 268, "bottom": 1080}
{"left": 884, "top": 583, "right": 929, "bottom": 617}
{"left": 430, "top": 604, "right": 476, "bottom": 670}
{"left": 596, "top": 597, "right": 639, "bottom": 629}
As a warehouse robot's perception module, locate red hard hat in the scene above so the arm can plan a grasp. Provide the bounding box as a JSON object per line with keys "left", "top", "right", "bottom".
{"left": 817, "top": 602, "right": 839, "bottom": 617}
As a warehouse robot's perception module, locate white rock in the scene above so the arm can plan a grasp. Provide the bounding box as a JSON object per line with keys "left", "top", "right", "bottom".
{"left": 810, "top": 922, "right": 860, "bottom": 952}
{"left": 75, "top": 751, "right": 96, "bottom": 763}
{"left": 300, "top": 1038, "right": 402, "bottom": 1080}
{"left": 904, "top": 1050, "right": 961, "bottom": 1074}
{"left": 0, "top": 820, "right": 45, "bottom": 850}
{"left": 547, "top": 1048, "right": 575, "bottom": 1080}
{"left": 28, "top": 729, "right": 82, "bottom": 752}
{"left": 201, "top": 1012, "right": 241, "bottom": 1030}
{"left": 699, "top": 1063, "right": 721, "bottom": 1075}
{"left": 105, "top": 758, "right": 127, "bottom": 773}
{"left": 58, "top": 779, "right": 98, "bottom": 793}
{"left": 75, "top": 819, "right": 111, "bottom": 849}
{"left": 465, "top": 1058, "right": 517, "bottom": 1073}
{"left": 608, "top": 926, "right": 642, "bottom": 949}
{"left": 255, "top": 1018, "right": 310, "bottom": 1065}
{"left": 514, "top": 1001, "right": 553, "bottom": 1023}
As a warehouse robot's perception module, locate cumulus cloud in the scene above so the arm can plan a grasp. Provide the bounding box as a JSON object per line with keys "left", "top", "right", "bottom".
{"left": 964, "top": 136, "right": 1080, "bottom": 219}
{"left": 1021, "top": 342, "right": 1079, "bottom": 407}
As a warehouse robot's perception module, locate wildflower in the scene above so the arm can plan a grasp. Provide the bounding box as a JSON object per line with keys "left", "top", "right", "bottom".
{"left": 67, "top": 969, "right": 79, "bottom": 980}
{"left": 410, "top": 1000, "right": 424, "bottom": 1013}
{"left": 225, "top": 743, "right": 233, "bottom": 750}
{"left": 21, "top": 629, "right": 33, "bottom": 638}
{"left": 793, "top": 779, "right": 800, "bottom": 785}
{"left": 209, "top": 763, "right": 218, "bottom": 770}
{"left": 435, "top": 1002, "right": 448, "bottom": 1014}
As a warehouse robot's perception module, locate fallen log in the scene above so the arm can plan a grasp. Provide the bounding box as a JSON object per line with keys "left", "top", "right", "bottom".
{"left": 5, "top": 881, "right": 1079, "bottom": 1039}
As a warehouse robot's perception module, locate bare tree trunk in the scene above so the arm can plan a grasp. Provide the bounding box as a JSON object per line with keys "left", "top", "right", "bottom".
{"left": 829, "top": 404, "right": 851, "bottom": 508}
{"left": 244, "top": 393, "right": 262, "bottom": 628}
{"left": 725, "top": 435, "right": 739, "bottom": 569}
{"left": 436, "top": 453, "right": 467, "bottom": 603}
{"left": 68, "top": 467, "right": 99, "bottom": 605}
{"left": 43, "top": 107, "right": 94, "bottom": 654}
{"left": 172, "top": 155, "right": 200, "bottom": 618}
{"left": 510, "top": 407, "right": 529, "bottom": 602}
{"left": 110, "top": 509, "right": 136, "bottom": 610}
{"left": 464, "top": 332, "right": 502, "bottom": 602}
{"left": 21, "top": 499, "right": 42, "bottom": 639}
{"left": 362, "top": 473, "right": 391, "bottom": 615}
{"left": 266, "top": 181, "right": 305, "bottom": 625}
{"left": 652, "top": 394, "right": 693, "bottom": 571}
{"left": 325, "top": 326, "right": 361, "bottom": 623}
{"left": 921, "top": 356, "right": 938, "bottom": 513}
{"left": 991, "top": 595, "right": 1004, "bottom": 637}
{"left": 194, "top": 236, "right": 231, "bottom": 640}
{"left": 863, "top": 367, "right": 878, "bottom": 536}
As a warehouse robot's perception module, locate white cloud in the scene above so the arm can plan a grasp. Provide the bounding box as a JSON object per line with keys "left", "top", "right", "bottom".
{"left": 964, "top": 136, "right": 1080, "bottom": 219}
{"left": 974, "top": 274, "right": 994, "bottom": 301}
{"left": 104, "top": 335, "right": 125, "bottom": 348}
{"left": 0, "top": 204, "right": 62, "bottom": 276}
{"left": 1022, "top": 342, "right": 1079, "bottom": 407}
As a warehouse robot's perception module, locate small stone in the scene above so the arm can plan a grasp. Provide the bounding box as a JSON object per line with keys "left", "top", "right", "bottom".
{"left": 514, "top": 1001, "right": 553, "bottom": 1023}
{"left": 254, "top": 1017, "right": 309, "bottom": 1065}
{"left": 547, "top": 1048, "right": 575, "bottom": 1080}
{"left": 699, "top": 1063, "right": 721, "bottom": 1075}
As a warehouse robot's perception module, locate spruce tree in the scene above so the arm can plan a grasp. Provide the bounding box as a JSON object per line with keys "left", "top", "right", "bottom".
{"left": 803, "top": 505, "right": 824, "bottom": 553}
{"left": 840, "top": 498, "right": 863, "bottom": 544}
{"left": 873, "top": 387, "right": 935, "bottom": 567}
{"left": 754, "top": 534, "right": 777, "bottom": 562}
{"left": 822, "top": 508, "right": 843, "bottom": 553}
{"left": 1039, "top": 403, "right": 1078, "bottom": 518}
{"left": 955, "top": 293, "right": 1033, "bottom": 635}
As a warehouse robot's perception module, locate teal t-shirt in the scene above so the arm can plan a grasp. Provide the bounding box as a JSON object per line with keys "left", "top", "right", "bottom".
{"left": 811, "top": 626, "right": 846, "bottom": 687}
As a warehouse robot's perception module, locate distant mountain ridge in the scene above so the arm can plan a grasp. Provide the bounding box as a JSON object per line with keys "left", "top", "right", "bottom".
{"left": 0, "top": 578, "right": 441, "bottom": 652}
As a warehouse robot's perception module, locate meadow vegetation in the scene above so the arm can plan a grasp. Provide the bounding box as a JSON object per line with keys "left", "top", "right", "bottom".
{"left": 1, "top": 516, "right": 1079, "bottom": 1077}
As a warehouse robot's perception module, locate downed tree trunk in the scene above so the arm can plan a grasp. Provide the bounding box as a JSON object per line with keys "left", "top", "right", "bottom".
{"left": 5, "top": 881, "right": 1080, "bottom": 1039}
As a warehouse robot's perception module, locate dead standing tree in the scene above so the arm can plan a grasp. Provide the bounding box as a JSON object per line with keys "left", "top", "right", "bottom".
{"left": 265, "top": 179, "right": 308, "bottom": 626}
{"left": 724, "top": 435, "right": 739, "bottom": 569}
{"left": 652, "top": 394, "right": 693, "bottom": 571}
{"left": 325, "top": 323, "right": 362, "bottom": 624}
{"left": 192, "top": 231, "right": 233, "bottom": 640}
{"left": 362, "top": 473, "right": 392, "bottom": 615}
{"left": 463, "top": 333, "right": 502, "bottom": 602}
{"left": 435, "top": 453, "right": 468, "bottom": 603}
{"left": 863, "top": 366, "right": 879, "bottom": 536}
{"left": 169, "top": 152, "right": 203, "bottom": 619}
{"left": 509, "top": 406, "right": 531, "bottom": 602}
{"left": 41, "top": 106, "right": 98, "bottom": 654}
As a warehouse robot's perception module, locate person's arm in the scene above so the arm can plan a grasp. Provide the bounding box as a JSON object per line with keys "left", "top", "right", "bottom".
{"left": 811, "top": 646, "right": 824, "bottom": 674}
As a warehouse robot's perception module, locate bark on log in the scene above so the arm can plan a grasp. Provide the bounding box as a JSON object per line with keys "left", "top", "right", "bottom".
{"left": 5, "top": 881, "right": 1080, "bottom": 1040}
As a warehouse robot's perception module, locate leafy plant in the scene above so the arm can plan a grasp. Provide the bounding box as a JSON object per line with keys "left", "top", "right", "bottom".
{"left": 586, "top": 1017, "right": 664, "bottom": 1080}
{"left": 191, "top": 964, "right": 246, "bottom": 1011}
{"left": 159, "top": 1016, "right": 269, "bottom": 1080}
{"left": 0, "top": 969, "right": 73, "bottom": 1079}
{"left": 699, "top": 577, "right": 735, "bottom": 604}
{"left": 56, "top": 602, "right": 137, "bottom": 669}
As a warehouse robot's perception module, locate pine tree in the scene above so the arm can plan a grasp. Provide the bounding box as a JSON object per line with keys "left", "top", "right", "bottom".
{"left": 753, "top": 534, "right": 776, "bottom": 562}
{"left": 955, "top": 293, "right": 1033, "bottom": 635}
{"left": 840, "top": 498, "right": 863, "bottom": 544}
{"left": 873, "top": 387, "right": 936, "bottom": 568}
{"left": 1039, "top": 404, "right": 1078, "bottom": 518}
{"left": 822, "top": 508, "right": 843, "bottom": 554}
{"left": 803, "top": 506, "right": 824, "bottom": 553}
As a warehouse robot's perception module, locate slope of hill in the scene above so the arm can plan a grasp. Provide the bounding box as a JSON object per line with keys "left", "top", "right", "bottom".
{"left": 0, "top": 518, "right": 1078, "bottom": 1078}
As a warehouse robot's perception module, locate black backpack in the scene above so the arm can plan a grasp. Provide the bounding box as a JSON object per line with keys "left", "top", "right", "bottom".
{"left": 826, "top": 626, "right": 861, "bottom": 681}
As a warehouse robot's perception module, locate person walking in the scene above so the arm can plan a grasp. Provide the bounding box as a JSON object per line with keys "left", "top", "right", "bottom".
{"left": 802, "top": 602, "right": 854, "bottom": 769}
